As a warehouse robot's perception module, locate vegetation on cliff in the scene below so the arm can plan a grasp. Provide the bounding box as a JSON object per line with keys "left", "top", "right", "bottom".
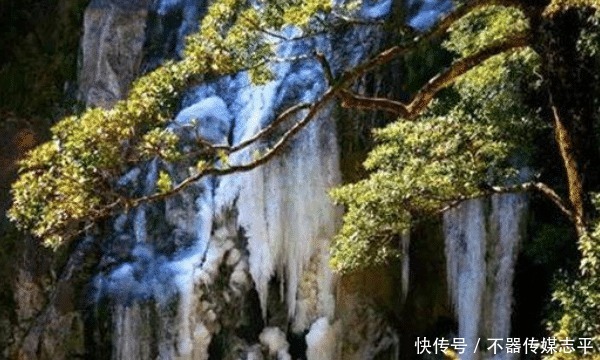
{"left": 7, "top": 0, "right": 600, "bottom": 353}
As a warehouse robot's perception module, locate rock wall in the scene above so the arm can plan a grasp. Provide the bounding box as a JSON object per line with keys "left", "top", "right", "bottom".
{"left": 78, "top": 0, "right": 151, "bottom": 107}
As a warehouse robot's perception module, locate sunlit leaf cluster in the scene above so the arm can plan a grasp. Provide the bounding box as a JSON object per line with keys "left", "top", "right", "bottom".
{"left": 9, "top": 61, "right": 190, "bottom": 247}
{"left": 546, "top": 0, "right": 600, "bottom": 15}
{"left": 445, "top": 5, "right": 529, "bottom": 57}
{"left": 9, "top": 0, "right": 336, "bottom": 247}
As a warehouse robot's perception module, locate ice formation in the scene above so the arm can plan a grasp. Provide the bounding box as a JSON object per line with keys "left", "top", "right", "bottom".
{"left": 306, "top": 317, "right": 337, "bottom": 360}
{"left": 407, "top": 0, "right": 453, "bottom": 30}
{"left": 212, "top": 60, "right": 339, "bottom": 328}
{"left": 90, "top": 0, "right": 394, "bottom": 358}
{"left": 259, "top": 327, "right": 291, "bottom": 359}
{"left": 359, "top": 0, "right": 393, "bottom": 19}
{"left": 444, "top": 194, "right": 527, "bottom": 360}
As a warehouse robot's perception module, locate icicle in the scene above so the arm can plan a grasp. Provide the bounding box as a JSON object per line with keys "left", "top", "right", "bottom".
{"left": 213, "top": 59, "right": 340, "bottom": 327}
{"left": 133, "top": 207, "right": 147, "bottom": 243}
{"left": 444, "top": 199, "right": 486, "bottom": 360}
{"left": 444, "top": 194, "right": 527, "bottom": 360}
{"left": 259, "top": 327, "right": 291, "bottom": 359}
{"left": 95, "top": 0, "right": 400, "bottom": 357}
{"left": 306, "top": 318, "right": 337, "bottom": 360}
{"left": 112, "top": 304, "right": 153, "bottom": 360}
{"left": 193, "top": 180, "right": 215, "bottom": 258}
{"left": 485, "top": 194, "right": 527, "bottom": 360}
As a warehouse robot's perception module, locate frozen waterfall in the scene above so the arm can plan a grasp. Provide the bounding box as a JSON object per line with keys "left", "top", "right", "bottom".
{"left": 88, "top": 0, "right": 395, "bottom": 358}
{"left": 444, "top": 194, "right": 528, "bottom": 360}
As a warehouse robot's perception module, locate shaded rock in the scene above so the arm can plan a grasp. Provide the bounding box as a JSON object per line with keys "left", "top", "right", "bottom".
{"left": 78, "top": 0, "right": 151, "bottom": 107}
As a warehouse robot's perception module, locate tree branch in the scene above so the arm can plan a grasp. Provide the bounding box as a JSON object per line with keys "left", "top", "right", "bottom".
{"left": 183, "top": 50, "right": 336, "bottom": 157}
{"left": 131, "top": 6, "right": 532, "bottom": 207}
{"left": 330, "top": 12, "right": 386, "bottom": 26}
{"left": 548, "top": 92, "right": 588, "bottom": 237}
{"left": 525, "top": 182, "right": 576, "bottom": 224}
{"left": 315, "top": 51, "right": 334, "bottom": 85}
{"left": 217, "top": 101, "right": 311, "bottom": 153}
{"left": 130, "top": 87, "right": 339, "bottom": 206}
{"left": 338, "top": 89, "right": 409, "bottom": 116}
{"left": 436, "top": 181, "right": 575, "bottom": 224}
{"left": 490, "top": 182, "right": 574, "bottom": 223}
{"left": 405, "top": 33, "right": 529, "bottom": 118}
{"left": 339, "top": 33, "right": 530, "bottom": 118}
{"left": 335, "top": 0, "right": 525, "bottom": 88}
{"left": 220, "top": 0, "right": 531, "bottom": 156}
{"left": 64, "top": 0, "right": 534, "bottom": 233}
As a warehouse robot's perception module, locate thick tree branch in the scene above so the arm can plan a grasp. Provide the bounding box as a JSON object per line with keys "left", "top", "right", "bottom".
{"left": 335, "top": 0, "right": 525, "bottom": 88}
{"left": 212, "top": 102, "right": 312, "bottom": 153}
{"left": 486, "top": 182, "right": 573, "bottom": 222}
{"left": 70, "top": 0, "right": 534, "bottom": 232}
{"left": 511, "top": 182, "right": 575, "bottom": 223}
{"left": 339, "top": 33, "right": 530, "bottom": 118}
{"left": 188, "top": 52, "right": 332, "bottom": 156}
{"left": 405, "top": 33, "right": 529, "bottom": 118}
{"left": 130, "top": 87, "right": 339, "bottom": 206}
{"left": 338, "top": 89, "right": 409, "bottom": 116}
{"left": 315, "top": 51, "right": 334, "bottom": 85}
{"left": 549, "top": 93, "right": 588, "bottom": 237}
{"left": 131, "top": 12, "right": 532, "bottom": 208}
{"left": 330, "top": 12, "right": 386, "bottom": 26}
{"left": 226, "top": 1, "right": 531, "bottom": 152}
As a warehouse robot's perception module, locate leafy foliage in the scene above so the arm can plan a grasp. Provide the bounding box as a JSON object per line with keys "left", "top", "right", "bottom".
{"left": 445, "top": 5, "right": 529, "bottom": 57}
{"left": 544, "top": 7, "right": 600, "bottom": 350}
{"left": 549, "top": 273, "right": 600, "bottom": 358}
{"left": 546, "top": 0, "right": 600, "bottom": 15}
{"left": 9, "top": 60, "right": 189, "bottom": 247}
{"left": 8, "top": 0, "right": 334, "bottom": 248}
{"left": 548, "top": 194, "right": 600, "bottom": 353}
{"left": 330, "top": 9, "right": 541, "bottom": 272}
{"left": 578, "top": 10, "right": 600, "bottom": 57}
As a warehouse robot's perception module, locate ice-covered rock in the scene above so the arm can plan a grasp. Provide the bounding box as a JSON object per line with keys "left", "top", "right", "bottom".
{"left": 173, "top": 96, "right": 233, "bottom": 145}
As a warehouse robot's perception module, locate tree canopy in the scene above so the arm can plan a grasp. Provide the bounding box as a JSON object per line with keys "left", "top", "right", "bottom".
{"left": 7, "top": 0, "right": 600, "bottom": 352}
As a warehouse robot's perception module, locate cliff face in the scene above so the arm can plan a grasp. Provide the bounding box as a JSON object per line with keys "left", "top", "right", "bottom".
{"left": 3, "top": 1, "right": 536, "bottom": 359}
{"left": 78, "top": 0, "right": 403, "bottom": 358}
{"left": 77, "top": 0, "right": 151, "bottom": 107}
{"left": 5, "top": 0, "right": 402, "bottom": 358}
{"left": 0, "top": 120, "right": 46, "bottom": 358}
{"left": 0, "top": 0, "right": 87, "bottom": 357}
